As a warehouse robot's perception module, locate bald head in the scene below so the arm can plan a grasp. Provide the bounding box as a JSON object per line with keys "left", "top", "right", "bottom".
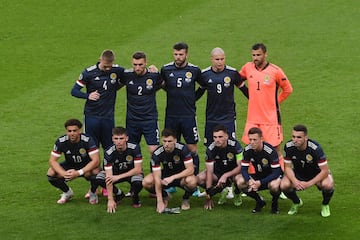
{"left": 211, "top": 47, "right": 225, "bottom": 72}
{"left": 211, "top": 47, "right": 225, "bottom": 56}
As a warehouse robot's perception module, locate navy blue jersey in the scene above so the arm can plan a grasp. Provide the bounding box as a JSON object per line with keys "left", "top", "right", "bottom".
{"left": 241, "top": 142, "right": 281, "bottom": 184}
{"left": 206, "top": 139, "right": 243, "bottom": 175}
{"left": 51, "top": 133, "right": 99, "bottom": 169}
{"left": 161, "top": 62, "right": 203, "bottom": 117}
{"left": 151, "top": 142, "right": 193, "bottom": 178}
{"left": 104, "top": 142, "right": 143, "bottom": 175}
{"left": 72, "top": 63, "right": 124, "bottom": 119}
{"left": 120, "top": 69, "right": 162, "bottom": 121}
{"left": 201, "top": 66, "right": 242, "bottom": 122}
{"left": 284, "top": 139, "right": 327, "bottom": 180}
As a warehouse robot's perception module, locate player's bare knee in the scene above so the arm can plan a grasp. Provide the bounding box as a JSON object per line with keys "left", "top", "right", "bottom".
{"left": 142, "top": 175, "right": 154, "bottom": 189}
{"left": 321, "top": 181, "right": 334, "bottom": 191}
{"left": 280, "top": 180, "right": 291, "bottom": 191}
{"left": 269, "top": 179, "right": 280, "bottom": 190}
{"left": 47, "top": 168, "right": 55, "bottom": 176}
{"left": 236, "top": 177, "right": 246, "bottom": 188}
{"left": 186, "top": 176, "right": 197, "bottom": 188}
{"left": 91, "top": 167, "right": 100, "bottom": 175}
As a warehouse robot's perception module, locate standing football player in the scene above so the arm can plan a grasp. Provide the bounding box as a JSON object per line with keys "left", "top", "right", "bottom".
{"left": 71, "top": 49, "right": 124, "bottom": 197}
{"left": 239, "top": 43, "right": 293, "bottom": 170}
{"left": 160, "top": 42, "right": 204, "bottom": 177}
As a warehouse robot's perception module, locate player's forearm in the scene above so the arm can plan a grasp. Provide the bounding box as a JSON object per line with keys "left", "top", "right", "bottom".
{"left": 241, "top": 167, "right": 250, "bottom": 182}
{"left": 278, "top": 84, "right": 293, "bottom": 103}
{"left": 174, "top": 167, "right": 193, "bottom": 180}
{"left": 284, "top": 166, "right": 297, "bottom": 182}
{"left": 82, "top": 157, "right": 100, "bottom": 174}
{"left": 221, "top": 172, "right": 232, "bottom": 181}
{"left": 107, "top": 183, "right": 114, "bottom": 201}
{"left": 49, "top": 156, "right": 66, "bottom": 176}
{"left": 105, "top": 169, "right": 114, "bottom": 200}
{"left": 50, "top": 161, "right": 67, "bottom": 177}
{"left": 116, "top": 168, "right": 140, "bottom": 181}
{"left": 71, "top": 84, "right": 89, "bottom": 99}
{"left": 225, "top": 165, "right": 241, "bottom": 179}
{"left": 205, "top": 170, "right": 213, "bottom": 189}
{"left": 205, "top": 164, "right": 214, "bottom": 188}
{"left": 238, "top": 85, "right": 249, "bottom": 99}
{"left": 195, "top": 87, "right": 205, "bottom": 101}
{"left": 154, "top": 182, "right": 163, "bottom": 203}
{"left": 260, "top": 168, "right": 281, "bottom": 185}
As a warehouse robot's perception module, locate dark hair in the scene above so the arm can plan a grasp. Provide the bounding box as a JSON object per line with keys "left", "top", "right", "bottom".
{"left": 293, "top": 124, "right": 308, "bottom": 135}
{"left": 161, "top": 128, "right": 177, "bottom": 138}
{"left": 173, "top": 42, "right": 188, "bottom": 52}
{"left": 252, "top": 43, "right": 267, "bottom": 52}
{"left": 64, "top": 119, "right": 82, "bottom": 129}
{"left": 213, "top": 124, "right": 228, "bottom": 133}
{"left": 132, "top": 51, "right": 146, "bottom": 60}
{"left": 112, "top": 126, "right": 127, "bottom": 136}
{"left": 101, "top": 49, "right": 115, "bottom": 62}
{"left": 248, "top": 127, "right": 263, "bottom": 137}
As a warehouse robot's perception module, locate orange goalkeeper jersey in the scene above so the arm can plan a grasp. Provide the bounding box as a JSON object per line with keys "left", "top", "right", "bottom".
{"left": 239, "top": 62, "right": 293, "bottom": 125}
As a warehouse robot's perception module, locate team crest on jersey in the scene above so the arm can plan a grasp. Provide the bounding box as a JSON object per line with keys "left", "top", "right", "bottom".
{"left": 227, "top": 152, "right": 234, "bottom": 159}
{"left": 173, "top": 155, "right": 180, "bottom": 163}
{"left": 263, "top": 75, "right": 271, "bottom": 84}
{"left": 223, "top": 76, "right": 231, "bottom": 87}
{"left": 79, "top": 73, "right": 83, "bottom": 80}
{"left": 262, "top": 158, "right": 269, "bottom": 166}
{"left": 79, "top": 148, "right": 86, "bottom": 156}
{"left": 110, "top": 73, "right": 117, "bottom": 84}
{"left": 185, "top": 72, "right": 192, "bottom": 82}
{"left": 306, "top": 154, "right": 313, "bottom": 162}
{"left": 146, "top": 79, "right": 154, "bottom": 90}
{"left": 126, "top": 155, "right": 133, "bottom": 162}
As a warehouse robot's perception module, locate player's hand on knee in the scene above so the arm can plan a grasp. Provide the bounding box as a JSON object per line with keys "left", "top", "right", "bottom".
{"left": 64, "top": 169, "right": 77, "bottom": 181}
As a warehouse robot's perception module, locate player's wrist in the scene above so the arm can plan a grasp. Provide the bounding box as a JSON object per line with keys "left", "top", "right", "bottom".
{"left": 205, "top": 193, "right": 211, "bottom": 200}
{"left": 77, "top": 169, "right": 84, "bottom": 176}
{"left": 205, "top": 187, "right": 213, "bottom": 199}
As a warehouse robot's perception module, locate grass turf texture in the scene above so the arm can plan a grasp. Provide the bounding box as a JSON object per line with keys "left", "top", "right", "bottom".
{"left": 0, "top": 0, "right": 359, "bottom": 239}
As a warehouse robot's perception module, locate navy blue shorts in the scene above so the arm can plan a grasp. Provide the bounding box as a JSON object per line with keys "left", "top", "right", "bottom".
{"left": 60, "top": 161, "right": 88, "bottom": 171}
{"left": 84, "top": 116, "right": 114, "bottom": 150}
{"left": 213, "top": 171, "right": 234, "bottom": 187}
{"left": 126, "top": 120, "right": 160, "bottom": 145}
{"left": 204, "top": 120, "right": 236, "bottom": 146}
{"left": 165, "top": 116, "right": 199, "bottom": 144}
{"left": 162, "top": 177, "right": 182, "bottom": 188}
{"left": 295, "top": 173, "right": 317, "bottom": 182}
